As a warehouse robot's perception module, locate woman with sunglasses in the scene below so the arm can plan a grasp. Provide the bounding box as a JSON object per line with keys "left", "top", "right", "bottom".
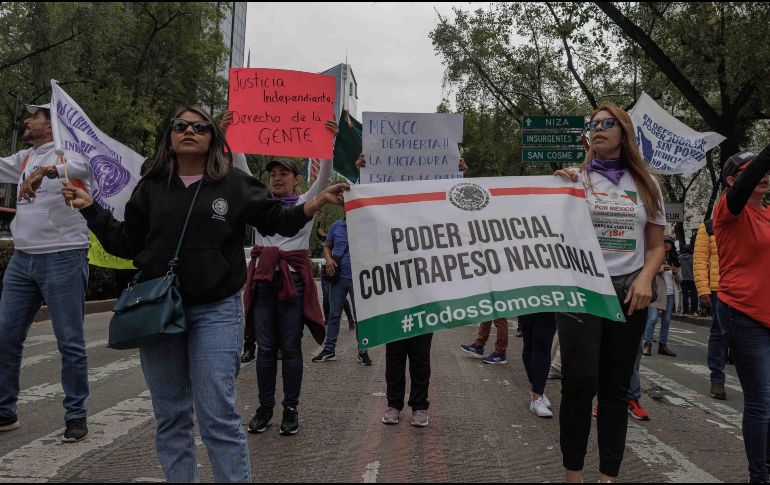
{"left": 713, "top": 146, "right": 770, "bottom": 483}
{"left": 554, "top": 102, "right": 666, "bottom": 483}
{"left": 61, "top": 106, "right": 347, "bottom": 483}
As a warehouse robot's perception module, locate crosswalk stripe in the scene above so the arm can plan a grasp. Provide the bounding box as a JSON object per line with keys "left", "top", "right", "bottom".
{"left": 21, "top": 339, "right": 109, "bottom": 369}
{"left": 673, "top": 363, "right": 743, "bottom": 394}
{"left": 23, "top": 336, "right": 58, "bottom": 348}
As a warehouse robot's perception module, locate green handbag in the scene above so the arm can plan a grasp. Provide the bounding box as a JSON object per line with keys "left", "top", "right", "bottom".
{"left": 108, "top": 180, "right": 203, "bottom": 350}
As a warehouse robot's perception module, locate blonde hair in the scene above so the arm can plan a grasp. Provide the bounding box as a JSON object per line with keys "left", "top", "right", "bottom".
{"left": 580, "top": 102, "right": 663, "bottom": 219}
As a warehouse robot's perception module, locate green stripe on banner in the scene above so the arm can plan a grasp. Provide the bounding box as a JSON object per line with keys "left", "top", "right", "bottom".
{"left": 357, "top": 286, "right": 624, "bottom": 349}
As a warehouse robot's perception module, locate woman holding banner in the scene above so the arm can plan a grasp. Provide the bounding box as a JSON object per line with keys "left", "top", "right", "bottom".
{"left": 713, "top": 146, "right": 770, "bottom": 483}
{"left": 554, "top": 102, "right": 666, "bottom": 483}
{"left": 61, "top": 106, "right": 347, "bottom": 483}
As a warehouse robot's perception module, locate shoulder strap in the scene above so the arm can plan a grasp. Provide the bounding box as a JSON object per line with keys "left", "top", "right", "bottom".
{"left": 704, "top": 220, "right": 714, "bottom": 236}
{"left": 168, "top": 180, "right": 204, "bottom": 269}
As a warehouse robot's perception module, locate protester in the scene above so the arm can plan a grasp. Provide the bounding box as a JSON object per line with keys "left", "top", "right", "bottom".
{"left": 694, "top": 220, "right": 727, "bottom": 400}
{"left": 460, "top": 318, "right": 509, "bottom": 364}
{"left": 643, "top": 235, "right": 680, "bottom": 357}
{"left": 554, "top": 102, "right": 666, "bottom": 483}
{"left": 317, "top": 225, "right": 356, "bottom": 329}
{"left": 519, "top": 313, "right": 557, "bottom": 418}
{"left": 713, "top": 146, "right": 770, "bottom": 483}
{"left": 240, "top": 118, "right": 339, "bottom": 437}
{"left": 61, "top": 106, "right": 347, "bottom": 482}
{"left": 679, "top": 244, "right": 698, "bottom": 315}
{"left": 356, "top": 154, "right": 468, "bottom": 428}
{"left": 0, "top": 104, "right": 92, "bottom": 442}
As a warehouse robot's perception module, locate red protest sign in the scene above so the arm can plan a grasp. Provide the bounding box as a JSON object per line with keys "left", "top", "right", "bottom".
{"left": 227, "top": 68, "right": 336, "bottom": 159}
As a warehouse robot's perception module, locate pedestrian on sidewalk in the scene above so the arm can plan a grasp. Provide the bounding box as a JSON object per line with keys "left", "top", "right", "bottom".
{"left": 554, "top": 102, "right": 666, "bottom": 484}
{"left": 694, "top": 220, "right": 728, "bottom": 400}
{"left": 519, "top": 313, "right": 557, "bottom": 418}
{"left": 713, "top": 146, "right": 770, "bottom": 483}
{"left": 62, "top": 106, "right": 347, "bottom": 483}
{"left": 0, "top": 103, "right": 93, "bottom": 443}
{"left": 643, "top": 235, "right": 680, "bottom": 357}
{"left": 317, "top": 225, "right": 356, "bottom": 329}
{"left": 679, "top": 244, "right": 698, "bottom": 315}
{"left": 460, "top": 318, "right": 509, "bottom": 364}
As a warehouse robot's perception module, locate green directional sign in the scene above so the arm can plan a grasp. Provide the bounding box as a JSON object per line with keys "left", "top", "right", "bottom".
{"left": 523, "top": 148, "right": 586, "bottom": 163}
{"left": 522, "top": 115, "right": 585, "bottom": 130}
{"left": 522, "top": 131, "right": 583, "bottom": 147}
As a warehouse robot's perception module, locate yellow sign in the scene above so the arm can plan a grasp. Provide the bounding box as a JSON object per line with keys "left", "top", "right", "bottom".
{"left": 87, "top": 233, "right": 135, "bottom": 269}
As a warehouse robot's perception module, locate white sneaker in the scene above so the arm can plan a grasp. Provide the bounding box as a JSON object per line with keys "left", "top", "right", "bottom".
{"left": 530, "top": 397, "right": 553, "bottom": 418}
{"left": 531, "top": 393, "right": 552, "bottom": 409}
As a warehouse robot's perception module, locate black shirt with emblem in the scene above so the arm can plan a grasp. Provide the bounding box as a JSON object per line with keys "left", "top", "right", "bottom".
{"left": 80, "top": 168, "right": 311, "bottom": 304}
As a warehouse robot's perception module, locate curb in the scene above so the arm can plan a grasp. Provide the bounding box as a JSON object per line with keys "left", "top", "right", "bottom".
{"left": 34, "top": 299, "right": 116, "bottom": 323}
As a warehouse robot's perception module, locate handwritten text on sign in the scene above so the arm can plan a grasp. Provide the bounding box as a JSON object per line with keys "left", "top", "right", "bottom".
{"left": 361, "top": 112, "right": 463, "bottom": 184}
{"left": 227, "top": 68, "right": 336, "bottom": 158}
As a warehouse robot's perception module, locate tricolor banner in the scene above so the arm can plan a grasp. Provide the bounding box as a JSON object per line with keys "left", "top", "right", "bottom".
{"left": 345, "top": 176, "right": 625, "bottom": 349}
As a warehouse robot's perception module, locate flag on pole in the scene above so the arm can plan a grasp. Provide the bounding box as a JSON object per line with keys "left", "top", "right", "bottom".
{"left": 332, "top": 109, "right": 362, "bottom": 183}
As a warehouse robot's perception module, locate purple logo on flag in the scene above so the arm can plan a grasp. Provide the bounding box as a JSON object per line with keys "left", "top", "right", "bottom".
{"left": 90, "top": 155, "right": 131, "bottom": 199}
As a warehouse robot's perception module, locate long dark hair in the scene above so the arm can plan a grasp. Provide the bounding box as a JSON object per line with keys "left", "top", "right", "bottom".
{"left": 143, "top": 106, "right": 232, "bottom": 182}
{"left": 666, "top": 242, "right": 680, "bottom": 267}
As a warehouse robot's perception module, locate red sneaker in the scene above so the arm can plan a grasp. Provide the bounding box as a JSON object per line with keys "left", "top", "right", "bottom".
{"left": 628, "top": 399, "right": 650, "bottom": 421}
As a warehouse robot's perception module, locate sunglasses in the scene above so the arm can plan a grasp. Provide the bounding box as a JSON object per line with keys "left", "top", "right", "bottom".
{"left": 171, "top": 119, "right": 213, "bottom": 135}
{"left": 585, "top": 117, "right": 619, "bottom": 132}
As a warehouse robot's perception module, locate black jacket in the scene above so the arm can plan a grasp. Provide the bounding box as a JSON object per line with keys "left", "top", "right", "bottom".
{"left": 81, "top": 168, "right": 311, "bottom": 304}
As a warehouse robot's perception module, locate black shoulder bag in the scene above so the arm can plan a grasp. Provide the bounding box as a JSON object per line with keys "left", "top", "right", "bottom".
{"left": 108, "top": 180, "right": 203, "bottom": 349}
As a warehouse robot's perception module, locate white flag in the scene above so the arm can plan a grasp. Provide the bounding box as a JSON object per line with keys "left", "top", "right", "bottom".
{"left": 50, "top": 80, "right": 143, "bottom": 220}
{"left": 629, "top": 92, "right": 725, "bottom": 177}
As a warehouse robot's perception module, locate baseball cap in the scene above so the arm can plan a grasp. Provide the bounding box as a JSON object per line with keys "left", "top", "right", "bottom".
{"left": 722, "top": 151, "right": 756, "bottom": 180}
{"left": 664, "top": 235, "right": 676, "bottom": 244}
{"left": 266, "top": 159, "right": 300, "bottom": 175}
{"left": 26, "top": 103, "right": 51, "bottom": 115}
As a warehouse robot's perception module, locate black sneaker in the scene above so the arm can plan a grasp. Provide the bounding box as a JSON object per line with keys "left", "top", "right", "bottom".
{"left": 240, "top": 348, "right": 255, "bottom": 363}
{"left": 279, "top": 407, "right": 299, "bottom": 436}
{"left": 311, "top": 350, "right": 337, "bottom": 362}
{"left": 358, "top": 352, "right": 372, "bottom": 366}
{"left": 248, "top": 406, "right": 273, "bottom": 434}
{"left": 0, "top": 414, "right": 19, "bottom": 432}
{"left": 62, "top": 417, "right": 88, "bottom": 443}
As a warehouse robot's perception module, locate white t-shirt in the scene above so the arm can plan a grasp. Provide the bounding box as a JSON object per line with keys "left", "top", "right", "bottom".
{"left": 579, "top": 170, "right": 666, "bottom": 277}
{"left": 663, "top": 270, "right": 675, "bottom": 294}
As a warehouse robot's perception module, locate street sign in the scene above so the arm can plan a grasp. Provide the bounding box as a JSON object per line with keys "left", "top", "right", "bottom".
{"left": 521, "top": 115, "right": 585, "bottom": 130}
{"left": 665, "top": 202, "right": 685, "bottom": 223}
{"left": 522, "top": 131, "right": 583, "bottom": 147}
{"left": 522, "top": 148, "right": 585, "bottom": 163}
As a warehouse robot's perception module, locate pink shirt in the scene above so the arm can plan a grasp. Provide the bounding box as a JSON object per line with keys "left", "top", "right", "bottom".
{"left": 179, "top": 175, "right": 202, "bottom": 188}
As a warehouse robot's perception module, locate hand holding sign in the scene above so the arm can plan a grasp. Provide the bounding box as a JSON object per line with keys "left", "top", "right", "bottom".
{"left": 227, "top": 68, "right": 336, "bottom": 159}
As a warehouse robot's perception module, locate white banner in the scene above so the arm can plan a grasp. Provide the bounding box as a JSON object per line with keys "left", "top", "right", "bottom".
{"left": 345, "top": 176, "right": 624, "bottom": 349}
{"left": 50, "top": 80, "right": 143, "bottom": 221}
{"left": 361, "top": 112, "right": 463, "bottom": 184}
{"left": 630, "top": 92, "right": 725, "bottom": 177}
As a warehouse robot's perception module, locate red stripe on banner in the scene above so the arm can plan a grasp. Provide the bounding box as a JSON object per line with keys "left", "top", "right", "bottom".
{"left": 345, "top": 192, "right": 447, "bottom": 211}
{"left": 489, "top": 187, "right": 586, "bottom": 198}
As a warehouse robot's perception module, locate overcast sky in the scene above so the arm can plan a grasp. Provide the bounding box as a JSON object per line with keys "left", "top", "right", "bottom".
{"left": 243, "top": 2, "right": 482, "bottom": 117}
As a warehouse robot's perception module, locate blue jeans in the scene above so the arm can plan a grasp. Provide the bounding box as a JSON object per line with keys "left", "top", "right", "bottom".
{"left": 645, "top": 294, "right": 674, "bottom": 345}
{"left": 321, "top": 274, "right": 355, "bottom": 325}
{"left": 717, "top": 300, "right": 770, "bottom": 483}
{"left": 253, "top": 272, "right": 304, "bottom": 409}
{"left": 0, "top": 249, "right": 89, "bottom": 422}
{"left": 708, "top": 293, "right": 728, "bottom": 384}
{"left": 628, "top": 339, "right": 644, "bottom": 401}
{"left": 323, "top": 278, "right": 362, "bottom": 354}
{"left": 140, "top": 294, "right": 251, "bottom": 483}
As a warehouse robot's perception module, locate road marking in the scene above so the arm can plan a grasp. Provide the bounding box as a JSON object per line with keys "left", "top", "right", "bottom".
{"left": 626, "top": 422, "right": 720, "bottom": 482}
{"left": 362, "top": 461, "right": 380, "bottom": 483}
{"left": 640, "top": 365, "right": 743, "bottom": 429}
{"left": 668, "top": 334, "right": 708, "bottom": 348}
{"left": 669, "top": 327, "right": 696, "bottom": 335}
{"left": 23, "top": 336, "right": 58, "bottom": 347}
{"left": 0, "top": 392, "right": 153, "bottom": 481}
{"left": 673, "top": 363, "right": 743, "bottom": 393}
{"left": 21, "top": 339, "right": 109, "bottom": 369}
{"left": 19, "top": 355, "right": 140, "bottom": 405}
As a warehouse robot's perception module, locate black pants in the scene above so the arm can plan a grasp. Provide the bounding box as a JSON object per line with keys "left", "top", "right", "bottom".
{"left": 385, "top": 333, "right": 433, "bottom": 411}
{"left": 556, "top": 289, "right": 646, "bottom": 478}
{"left": 519, "top": 313, "right": 556, "bottom": 396}
{"left": 681, "top": 280, "right": 699, "bottom": 314}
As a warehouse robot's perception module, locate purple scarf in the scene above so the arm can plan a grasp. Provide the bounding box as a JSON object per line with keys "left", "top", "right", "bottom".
{"left": 588, "top": 158, "right": 625, "bottom": 185}
{"left": 272, "top": 193, "right": 300, "bottom": 208}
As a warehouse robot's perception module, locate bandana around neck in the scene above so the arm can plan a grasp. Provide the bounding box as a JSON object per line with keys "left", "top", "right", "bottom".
{"left": 272, "top": 193, "right": 300, "bottom": 208}
{"left": 588, "top": 158, "right": 625, "bottom": 185}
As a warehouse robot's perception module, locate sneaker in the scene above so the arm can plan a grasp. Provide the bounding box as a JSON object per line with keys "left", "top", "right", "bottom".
{"left": 240, "top": 347, "right": 255, "bottom": 363}
{"left": 411, "top": 409, "right": 429, "bottom": 427}
{"left": 0, "top": 414, "right": 19, "bottom": 432}
{"left": 530, "top": 397, "right": 553, "bottom": 418}
{"left": 279, "top": 407, "right": 299, "bottom": 436}
{"left": 531, "top": 393, "right": 552, "bottom": 409}
{"left": 482, "top": 352, "right": 508, "bottom": 365}
{"left": 358, "top": 352, "right": 373, "bottom": 366}
{"left": 62, "top": 417, "right": 88, "bottom": 443}
{"left": 382, "top": 407, "right": 400, "bottom": 425}
{"left": 628, "top": 399, "right": 650, "bottom": 421}
{"left": 248, "top": 406, "right": 273, "bottom": 434}
{"left": 547, "top": 368, "right": 562, "bottom": 380}
{"left": 460, "top": 343, "right": 484, "bottom": 358}
{"left": 311, "top": 350, "right": 337, "bottom": 362}
{"left": 710, "top": 382, "right": 727, "bottom": 400}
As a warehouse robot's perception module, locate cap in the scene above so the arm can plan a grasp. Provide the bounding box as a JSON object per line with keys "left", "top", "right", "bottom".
{"left": 664, "top": 235, "right": 676, "bottom": 244}
{"left": 723, "top": 151, "right": 756, "bottom": 180}
{"left": 26, "top": 103, "right": 51, "bottom": 115}
{"left": 266, "top": 159, "right": 300, "bottom": 175}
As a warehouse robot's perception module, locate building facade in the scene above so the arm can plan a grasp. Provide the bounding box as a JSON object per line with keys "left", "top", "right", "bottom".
{"left": 219, "top": 2, "right": 247, "bottom": 79}
{"left": 321, "top": 63, "right": 359, "bottom": 120}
